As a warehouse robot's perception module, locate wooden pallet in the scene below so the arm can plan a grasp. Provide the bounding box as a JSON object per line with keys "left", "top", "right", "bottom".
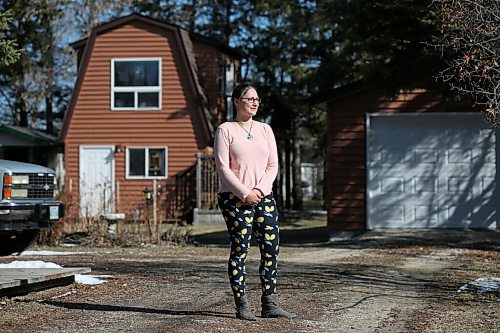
{"left": 0, "top": 267, "right": 91, "bottom": 297}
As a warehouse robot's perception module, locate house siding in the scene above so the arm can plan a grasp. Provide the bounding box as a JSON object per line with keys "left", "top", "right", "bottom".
{"left": 192, "top": 40, "right": 240, "bottom": 124}
{"left": 326, "top": 87, "right": 473, "bottom": 230}
{"left": 64, "top": 22, "right": 203, "bottom": 218}
{"left": 192, "top": 41, "right": 220, "bottom": 118}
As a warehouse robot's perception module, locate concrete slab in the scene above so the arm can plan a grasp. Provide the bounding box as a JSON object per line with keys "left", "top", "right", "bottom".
{"left": 0, "top": 267, "right": 91, "bottom": 297}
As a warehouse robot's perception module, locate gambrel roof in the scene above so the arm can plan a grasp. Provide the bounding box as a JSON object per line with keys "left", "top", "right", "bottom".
{"left": 59, "top": 13, "right": 242, "bottom": 144}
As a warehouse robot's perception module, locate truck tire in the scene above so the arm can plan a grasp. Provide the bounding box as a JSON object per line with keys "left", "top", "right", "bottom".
{"left": 0, "top": 230, "right": 40, "bottom": 256}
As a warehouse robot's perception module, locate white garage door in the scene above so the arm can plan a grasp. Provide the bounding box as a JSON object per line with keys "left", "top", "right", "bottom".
{"left": 367, "top": 113, "right": 499, "bottom": 229}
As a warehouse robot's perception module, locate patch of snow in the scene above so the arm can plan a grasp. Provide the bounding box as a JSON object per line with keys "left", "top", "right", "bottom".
{"left": 75, "top": 274, "right": 112, "bottom": 285}
{"left": 61, "top": 243, "right": 80, "bottom": 247}
{"left": 458, "top": 277, "right": 500, "bottom": 293}
{"left": 0, "top": 260, "right": 112, "bottom": 285}
{"left": 0, "top": 260, "right": 62, "bottom": 269}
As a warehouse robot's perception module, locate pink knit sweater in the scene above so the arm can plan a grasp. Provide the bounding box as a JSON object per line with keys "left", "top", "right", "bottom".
{"left": 214, "top": 121, "right": 279, "bottom": 200}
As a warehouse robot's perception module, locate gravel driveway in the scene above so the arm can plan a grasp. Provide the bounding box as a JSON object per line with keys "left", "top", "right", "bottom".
{"left": 0, "top": 229, "right": 498, "bottom": 333}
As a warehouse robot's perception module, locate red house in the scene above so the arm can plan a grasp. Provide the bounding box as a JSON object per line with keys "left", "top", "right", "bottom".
{"left": 59, "top": 14, "right": 241, "bottom": 220}
{"left": 322, "top": 82, "right": 499, "bottom": 231}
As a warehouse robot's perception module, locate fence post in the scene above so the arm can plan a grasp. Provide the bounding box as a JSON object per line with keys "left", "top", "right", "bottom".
{"left": 115, "top": 180, "right": 120, "bottom": 213}
{"left": 153, "top": 178, "right": 157, "bottom": 226}
{"left": 153, "top": 179, "right": 159, "bottom": 243}
{"left": 196, "top": 153, "right": 202, "bottom": 210}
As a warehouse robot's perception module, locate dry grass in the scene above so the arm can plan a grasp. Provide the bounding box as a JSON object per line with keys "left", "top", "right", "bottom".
{"left": 40, "top": 218, "right": 192, "bottom": 247}
{"left": 189, "top": 210, "right": 327, "bottom": 236}
{"left": 39, "top": 186, "right": 193, "bottom": 247}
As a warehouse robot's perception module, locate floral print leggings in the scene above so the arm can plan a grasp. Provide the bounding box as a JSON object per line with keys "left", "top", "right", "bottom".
{"left": 218, "top": 192, "right": 280, "bottom": 301}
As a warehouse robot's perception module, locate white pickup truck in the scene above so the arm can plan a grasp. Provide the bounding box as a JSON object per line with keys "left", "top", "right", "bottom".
{"left": 0, "top": 159, "right": 64, "bottom": 255}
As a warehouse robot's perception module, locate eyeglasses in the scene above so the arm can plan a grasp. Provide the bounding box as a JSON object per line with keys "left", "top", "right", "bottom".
{"left": 240, "top": 97, "right": 262, "bottom": 104}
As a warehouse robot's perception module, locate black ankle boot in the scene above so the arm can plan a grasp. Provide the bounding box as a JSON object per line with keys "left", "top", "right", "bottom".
{"left": 261, "top": 294, "right": 296, "bottom": 319}
{"left": 235, "top": 295, "right": 257, "bottom": 321}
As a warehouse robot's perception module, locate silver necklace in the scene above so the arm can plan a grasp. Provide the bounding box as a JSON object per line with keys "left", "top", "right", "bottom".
{"left": 237, "top": 120, "right": 253, "bottom": 140}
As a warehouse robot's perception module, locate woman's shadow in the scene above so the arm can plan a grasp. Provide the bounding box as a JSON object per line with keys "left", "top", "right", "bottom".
{"left": 31, "top": 300, "right": 234, "bottom": 319}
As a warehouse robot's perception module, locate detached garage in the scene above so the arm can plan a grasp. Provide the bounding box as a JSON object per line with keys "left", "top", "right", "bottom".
{"left": 322, "top": 82, "right": 499, "bottom": 230}
{"left": 367, "top": 113, "right": 498, "bottom": 229}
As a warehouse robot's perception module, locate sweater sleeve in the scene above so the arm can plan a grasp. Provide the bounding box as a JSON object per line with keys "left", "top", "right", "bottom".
{"left": 254, "top": 124, "right": 279, "bottom": 194}
{"left": 214, "top": 126, "right": 252, "bottom": 200}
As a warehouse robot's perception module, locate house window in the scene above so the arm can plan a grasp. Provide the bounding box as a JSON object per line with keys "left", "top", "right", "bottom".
{"left": 126, "top": 147, "right": 167, "bottom": 179}
{"left": 219, "top": 60, "right": 235, "bottom": 121}
{"left": 111, "top": 58, "right": 161, "bottom": 110}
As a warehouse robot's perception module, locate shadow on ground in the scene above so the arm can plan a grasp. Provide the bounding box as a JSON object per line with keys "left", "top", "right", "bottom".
{"left": 15, "top": 299, "right": 234, "bottom": 319}
{"left": 191, "top": 227, "right": 500, "bottom": 251}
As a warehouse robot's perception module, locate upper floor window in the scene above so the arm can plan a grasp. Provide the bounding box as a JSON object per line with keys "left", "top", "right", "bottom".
{"left": 111, "top": 58, "right": 161, "bottom": 110}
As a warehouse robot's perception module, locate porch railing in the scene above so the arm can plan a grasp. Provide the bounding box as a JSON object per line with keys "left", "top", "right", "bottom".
{"left": 164, "top": 153, "right": 219, "bottom": 223}
{"left": 164, "top": 163, "right": 197, "bottom": 222}
{"left": 195, "top": 153, "right": 219, "bottom": 210}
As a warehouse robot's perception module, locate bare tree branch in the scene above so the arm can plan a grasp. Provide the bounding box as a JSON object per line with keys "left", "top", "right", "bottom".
{"left": 432, "top": 0, "right": 500, "bottom": 123}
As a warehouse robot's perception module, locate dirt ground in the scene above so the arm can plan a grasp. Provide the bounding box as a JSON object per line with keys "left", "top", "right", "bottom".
{"left": 0, "top": 227, "right": 498, "bottom": 333}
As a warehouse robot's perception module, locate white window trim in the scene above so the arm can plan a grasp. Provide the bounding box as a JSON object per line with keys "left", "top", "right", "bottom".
{"left": 126, "top": 146, "right": 168, "bottom": 179}
{"left": 111, "top": 57, "right": 162, "bottom": 111}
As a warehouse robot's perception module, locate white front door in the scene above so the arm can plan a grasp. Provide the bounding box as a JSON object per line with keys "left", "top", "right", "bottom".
{"left": 367, "top": 113, "right": 499, "bottom": 229}
{"left": 79, "top": 146, "right": 114, "bottom": 217}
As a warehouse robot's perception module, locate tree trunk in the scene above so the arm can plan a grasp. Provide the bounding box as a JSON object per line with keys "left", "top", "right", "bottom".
{"left": 292, "top": 133, "right": 303, "bottom": 210}
{"left": 43, "top": 9, "right": 55, "bottom": 135}
{"left": 45, "top": 95, "right": 53, "bottom": 134}
{"left": 15, "top": 86, "right": 28, "bottom": 126}
{"left": 285, "top": 136, "right": 291, "bottom": 209}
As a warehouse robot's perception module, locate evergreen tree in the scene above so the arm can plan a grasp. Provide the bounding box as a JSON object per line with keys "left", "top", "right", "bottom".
{"left": 129, "top": 0, "right": 197, "bottom": 29}
{"left": 0, "top": 1, "right": 41, "bottom": 126}
{"left": 244, "top": 1, "right": 320, "bottom": 209}
{"left": 0, "top": 9, "right": 22, "bottom": 66}
{"left": 69, "top": 0, "right": 131, "bottom": 37}
{"left": 0, "top": 0, "right": 131, "bottom": 131}
{"left": 310, "top": 0, "right": 444, "bottom": 96}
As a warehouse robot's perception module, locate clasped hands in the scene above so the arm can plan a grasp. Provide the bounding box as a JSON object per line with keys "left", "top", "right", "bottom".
{"left": 243, "top": 188, "right": 264, "bottom": 205}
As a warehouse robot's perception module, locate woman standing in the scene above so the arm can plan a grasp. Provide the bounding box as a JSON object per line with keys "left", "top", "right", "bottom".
{"left": 214, "top": 83, "right": 296, "bottom": 321}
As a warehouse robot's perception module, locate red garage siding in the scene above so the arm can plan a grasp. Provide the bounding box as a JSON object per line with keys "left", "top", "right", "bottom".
{"left": 326, "top": 86, "right": 475, "bottom": 230}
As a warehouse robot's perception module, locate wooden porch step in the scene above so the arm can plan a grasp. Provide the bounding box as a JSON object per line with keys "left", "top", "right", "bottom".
{"left": 0, "top": 267, "right": 91, "bottom": 297}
